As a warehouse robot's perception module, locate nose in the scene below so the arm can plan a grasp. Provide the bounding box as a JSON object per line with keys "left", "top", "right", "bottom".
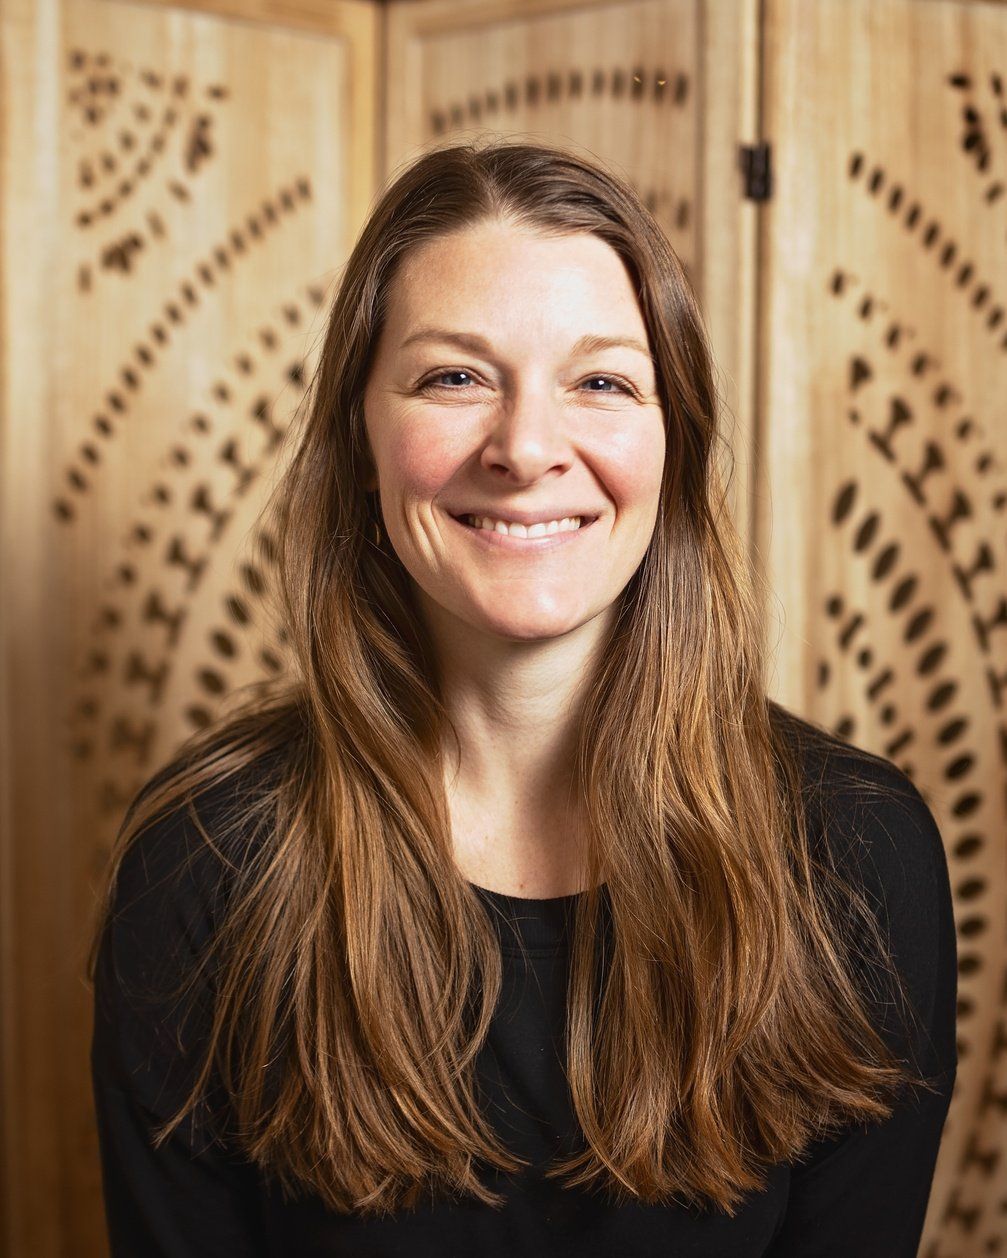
{"left": 478, "top": 383, "right": 575, "bottom": 484}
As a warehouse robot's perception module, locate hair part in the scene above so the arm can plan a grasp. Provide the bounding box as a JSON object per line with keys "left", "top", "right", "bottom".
{"left": 88, "top": 137, "right": 935, "bottom": 1218}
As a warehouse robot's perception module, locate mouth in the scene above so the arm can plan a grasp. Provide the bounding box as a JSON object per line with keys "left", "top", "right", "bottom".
{"left": 448, "top": 512, "right": 599, "bottom": 548}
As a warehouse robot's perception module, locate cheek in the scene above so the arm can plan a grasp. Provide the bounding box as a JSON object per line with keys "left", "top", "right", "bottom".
{"left": 587, "top": 420, "right": 665, "bottom": 518}
{"left": 381, "top": 421, "right": 466, "bottom": 504}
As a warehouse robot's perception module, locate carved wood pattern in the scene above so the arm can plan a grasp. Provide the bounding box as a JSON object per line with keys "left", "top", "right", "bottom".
{"left": 760, "top": 1, "right": 1007, "bottom": 1252}
{"left": 385, "top": 0, "right": 701, "bottom": 278}
{"left": 0, "top": 0, "right": 373, "bottom": 1250}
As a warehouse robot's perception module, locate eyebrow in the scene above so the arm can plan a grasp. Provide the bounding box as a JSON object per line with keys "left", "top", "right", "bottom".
{"left": 400, "top": 327, "right": 654, "bottom": 363}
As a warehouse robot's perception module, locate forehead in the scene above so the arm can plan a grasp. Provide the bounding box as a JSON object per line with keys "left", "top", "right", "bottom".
{"left": 384, "top": 220, "right": 649, "bottom": 342}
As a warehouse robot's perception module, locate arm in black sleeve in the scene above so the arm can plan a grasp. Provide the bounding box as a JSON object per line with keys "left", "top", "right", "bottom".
{"left": 90, "top": 781, "right": 270, "bottom": 1257}
{"left": 766, "top": 757, "right": 958, "bottom": 1258}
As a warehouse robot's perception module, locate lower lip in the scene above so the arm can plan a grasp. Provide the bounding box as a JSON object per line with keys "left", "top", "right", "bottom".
{"left": 449, "top": 514, "right": 598, "bottom": 550}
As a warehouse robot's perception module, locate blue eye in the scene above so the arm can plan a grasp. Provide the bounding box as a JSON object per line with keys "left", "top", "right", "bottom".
{"left": 419, "top": 370, "right": 478, "bottom": 391}
{"left": 582, "top": 375, "right": 631, "bottom": 394}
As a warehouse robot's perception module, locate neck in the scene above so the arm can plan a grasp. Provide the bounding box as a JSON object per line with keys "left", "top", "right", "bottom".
{"left": 417, "top": 593, "right": 615, "bottom": 894}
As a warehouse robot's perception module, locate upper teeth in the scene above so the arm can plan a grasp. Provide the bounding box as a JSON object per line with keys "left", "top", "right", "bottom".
{"left": 462, "top": 515, "right": 584, "bottom": 537}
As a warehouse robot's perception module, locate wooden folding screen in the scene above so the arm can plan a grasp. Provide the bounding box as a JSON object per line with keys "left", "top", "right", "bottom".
{"left": 3, "top": 0, "right": 1004, "bottom": 1253}
{"left": 0, "top": 0, "right": 377, "bottom": 1251}
{"left": 756, "top": 2, "right": 1006, "bottom": 1253}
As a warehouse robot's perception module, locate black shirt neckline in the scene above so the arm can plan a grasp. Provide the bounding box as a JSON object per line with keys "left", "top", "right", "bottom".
{"left": 470, "top": 882, "right": 605, "bottom": 955}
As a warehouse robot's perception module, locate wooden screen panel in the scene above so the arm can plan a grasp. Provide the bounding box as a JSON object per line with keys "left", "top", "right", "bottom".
{"left": 0, "top": 0, "right": 377, "bottom": 1252}
{"left": 384, "top": 0, "right": 762, "bottom": 547}
{"left": 758, "top": 0, "right": 1007, "bottom": 1252}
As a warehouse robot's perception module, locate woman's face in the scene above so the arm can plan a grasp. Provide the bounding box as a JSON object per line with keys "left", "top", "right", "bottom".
{"left": 362, "top": 217, "right": 666, "bottom": 643}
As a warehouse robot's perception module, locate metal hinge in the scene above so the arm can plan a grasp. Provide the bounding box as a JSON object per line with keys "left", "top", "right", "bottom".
{"left": 739, "top": 142, "right": 772, "bottom": 201}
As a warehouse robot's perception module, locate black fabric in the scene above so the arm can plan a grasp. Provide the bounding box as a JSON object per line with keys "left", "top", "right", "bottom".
{"left": 91, "top": 715, "right": 957, "bottom": 1256}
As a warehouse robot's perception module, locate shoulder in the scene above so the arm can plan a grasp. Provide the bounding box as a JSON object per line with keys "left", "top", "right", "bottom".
{"left": 91, "top": 751, "right": 281, "bottom": 1100}
{"left": 772, "top": 705, "right": 951, "bottom": 908}
{"left": 106, "top": 755, "right": 276, "bottom": 950}
{"left": 771, "top": 703, "right": 958, "bottom": 1082}
{"left": 770, "top": 701, "right": 948, "bottom": 877}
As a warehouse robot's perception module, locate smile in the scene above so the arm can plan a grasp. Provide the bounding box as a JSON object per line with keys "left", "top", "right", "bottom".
{"left": 449, "top": 513, "right": 598, "bottom": 548}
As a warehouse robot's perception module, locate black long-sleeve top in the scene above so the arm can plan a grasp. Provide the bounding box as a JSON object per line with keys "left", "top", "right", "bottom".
{"left": 91, "top": 719, "right": 958, "bottom": 1256}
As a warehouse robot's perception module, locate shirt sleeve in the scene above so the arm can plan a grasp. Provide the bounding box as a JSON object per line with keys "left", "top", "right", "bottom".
{"left": 90, "top": 781, "right": 270, "bottom": 1257}
{"left": 765, "top": 754, "right": 958, "bottom": 1258}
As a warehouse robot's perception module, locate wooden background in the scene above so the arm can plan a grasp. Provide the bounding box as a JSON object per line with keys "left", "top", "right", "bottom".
{"left": 1, "top": 0, "right": 1002, "bottom": 1253}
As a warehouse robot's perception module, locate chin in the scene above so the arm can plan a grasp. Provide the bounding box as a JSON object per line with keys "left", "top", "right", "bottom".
{"left": 476, "top": 612, "right": 591, "bottom": 642}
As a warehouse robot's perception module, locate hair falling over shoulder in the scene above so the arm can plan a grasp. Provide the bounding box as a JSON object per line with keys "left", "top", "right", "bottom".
{"left": 87, "top": 138, "right": 935, "bottom": 1220}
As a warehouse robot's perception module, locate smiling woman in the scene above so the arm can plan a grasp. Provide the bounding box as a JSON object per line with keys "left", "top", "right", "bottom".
{"left": 87, "top": 139, "right": 956, "bottom": 1257}
{"left": 360, "top": 221, "right": 664, "bottom": 671}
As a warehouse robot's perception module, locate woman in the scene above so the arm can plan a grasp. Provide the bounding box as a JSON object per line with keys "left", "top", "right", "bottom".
{"left": 88, "top": 138, "right": 957, "bottom": 1256}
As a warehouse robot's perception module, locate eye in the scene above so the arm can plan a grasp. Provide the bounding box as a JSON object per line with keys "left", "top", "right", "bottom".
{"left": 580, "top": 374, "right": 635, "bottom": 395}
{"left": 417, "top": 369, "right": 481, "bottom": 392}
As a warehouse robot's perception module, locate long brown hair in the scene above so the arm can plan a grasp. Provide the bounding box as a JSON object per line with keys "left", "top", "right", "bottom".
{"left": 87, "top": 137, "right": 937, "bottom": 1218}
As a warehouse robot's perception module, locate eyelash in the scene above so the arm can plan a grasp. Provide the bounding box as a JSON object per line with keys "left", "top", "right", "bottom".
{"left": 417, "top": 370, "right": 637, "bottom": 397}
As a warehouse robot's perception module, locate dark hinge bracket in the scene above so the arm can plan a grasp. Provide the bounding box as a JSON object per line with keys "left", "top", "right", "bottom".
{"left": 739, "top": 142, "right": 772, "bottom": 201}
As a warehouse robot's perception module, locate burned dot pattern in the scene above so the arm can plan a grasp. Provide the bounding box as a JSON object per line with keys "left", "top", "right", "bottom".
{"left": 68, "top": 279, "right": 325, "bottom": 817}
{"left": 426, "top": 63, "right": 692, "bottom": 256}
{"left": 822, "top": 133, "right": 1007, "bottom": 1239}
